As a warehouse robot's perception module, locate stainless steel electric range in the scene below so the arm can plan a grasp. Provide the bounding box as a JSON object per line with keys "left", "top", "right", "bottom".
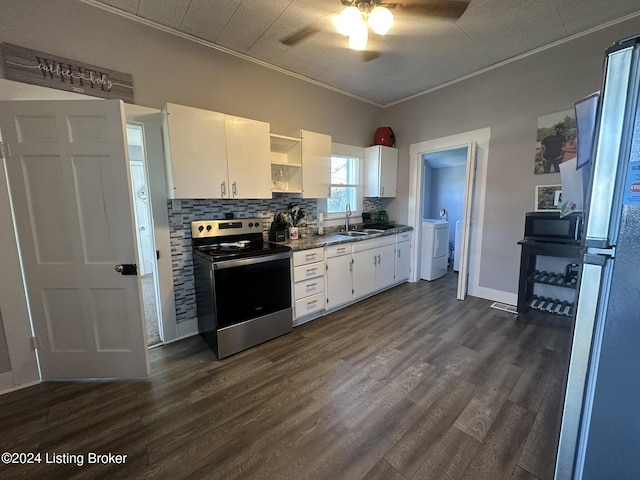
{"left": 191, "top": 218, "right": 292, "bottom": 359}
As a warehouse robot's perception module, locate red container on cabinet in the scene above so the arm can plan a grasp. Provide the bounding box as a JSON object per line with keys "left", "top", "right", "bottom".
{"left": 374, "top": 127, "right": 395, "bottom": 147}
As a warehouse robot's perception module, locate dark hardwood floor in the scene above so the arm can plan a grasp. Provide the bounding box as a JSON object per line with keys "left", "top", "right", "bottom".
{"left": 0, "top": 273, "right": 571, "bottom": 480}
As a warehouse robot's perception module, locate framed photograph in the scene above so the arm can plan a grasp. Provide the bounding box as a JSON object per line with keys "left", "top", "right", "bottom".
{"left": 535, "top": 185, "right": 562, "bottom": 211}
{"left": 535, "top": 109, "right": 576, "bottom": 174}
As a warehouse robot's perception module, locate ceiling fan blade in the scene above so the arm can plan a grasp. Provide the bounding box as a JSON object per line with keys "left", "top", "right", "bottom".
{"left": 386, "top": 0, "right": 471, "bottom": 19}
{"left": 280, "top": 24, "right": 322, "bottom": 46}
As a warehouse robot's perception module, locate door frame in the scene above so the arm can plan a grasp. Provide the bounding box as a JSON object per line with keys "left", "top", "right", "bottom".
{"left": 124, "top": 105, "right": 177, "bottom": 345}
{"left": 408, "top": 128, "right": 491, "bottom": 300}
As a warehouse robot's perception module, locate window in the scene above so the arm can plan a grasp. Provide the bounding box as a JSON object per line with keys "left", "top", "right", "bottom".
{"left": 317, "top": 143, "right": 364, "bottom": 219}
{"left": 327, "top": 154, "right": 359, "bottom": 214}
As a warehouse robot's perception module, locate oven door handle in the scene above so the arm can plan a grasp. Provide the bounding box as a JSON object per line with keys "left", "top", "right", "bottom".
{"left": 213, "top": 251, "right": 292, "bottom": 270}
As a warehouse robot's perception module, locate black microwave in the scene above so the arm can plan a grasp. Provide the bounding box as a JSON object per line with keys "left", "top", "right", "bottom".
{"left": 524, "top": 211, "right": 583, "bottom": 244}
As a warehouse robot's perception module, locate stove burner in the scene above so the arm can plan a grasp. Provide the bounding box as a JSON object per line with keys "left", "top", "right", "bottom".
{"left": 191, "top": 218, "right": 291, "bottom": 263}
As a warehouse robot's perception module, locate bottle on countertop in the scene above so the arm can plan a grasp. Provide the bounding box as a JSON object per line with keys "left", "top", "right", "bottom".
{"left": 318, "top": 210, "right": 324, "bottom": 235}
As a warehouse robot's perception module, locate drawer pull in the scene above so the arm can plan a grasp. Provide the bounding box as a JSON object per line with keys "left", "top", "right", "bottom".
{"left": 305, "top": 254, "right": 316, "bottom": 260}
{"left": 306, "top": 268, "right": 317, "bottom": 275}
{"left": 307, "top": 300, "right": 318, "bottom": 307}
{"left": 306, "top": 283, "right": 317, "bottom": 289}
{"left": 337, "top": 248, "right": 346, "bottom": 253}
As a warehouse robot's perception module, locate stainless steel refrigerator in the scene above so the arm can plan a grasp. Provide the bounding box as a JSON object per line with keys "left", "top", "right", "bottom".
{"left": 555, "top": 34, "right": 640, "bottom": 479}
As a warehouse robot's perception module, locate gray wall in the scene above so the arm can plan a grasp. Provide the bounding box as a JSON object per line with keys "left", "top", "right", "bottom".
{"left": 383, "top": 16, "right": 640, "bottom": 294}
{"left": 0, "top": 0, "right": 382, "bottom": 145}
{"left": 1, "top": 0, "right": 640, "bottom": 308}
{"left": 0, "top": 0, "right": 384, "bottom": 363}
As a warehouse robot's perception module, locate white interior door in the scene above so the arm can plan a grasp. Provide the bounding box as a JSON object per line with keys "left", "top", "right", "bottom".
{"left": 457, "top": 142, "right": 477, "bottom": 300}
{"left": 0, "top": 99, "right": 149, "bottom": 379}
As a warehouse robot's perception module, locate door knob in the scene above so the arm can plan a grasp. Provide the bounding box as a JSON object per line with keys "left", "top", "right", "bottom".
{"left": 115, "top": 264, "right": 137, "bottom": 275}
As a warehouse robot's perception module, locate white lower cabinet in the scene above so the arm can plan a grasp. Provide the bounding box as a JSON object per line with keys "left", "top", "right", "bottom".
{"left": 352, "top": 236, "right": 396, "bottom": 299}
{"left": 395, "top": 232, "right": 412, "bottom": 282}
{"left": 325, "top": 243, "right": 353, "bottom": 310}
{"left": 292, "top": 231, "right": 412, "bottom": 325}
{"left": 292, "top": 248, "right": 325, "bottom": 323}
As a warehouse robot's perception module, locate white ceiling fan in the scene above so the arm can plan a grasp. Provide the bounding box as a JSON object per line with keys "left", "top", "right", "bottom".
{"left": 280, "top": 0, "right": 472, "bottom": 59}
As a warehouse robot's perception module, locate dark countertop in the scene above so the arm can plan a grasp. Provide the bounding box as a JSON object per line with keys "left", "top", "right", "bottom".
{"left": 271, "top": 225, "right": 414, "bottom": 252}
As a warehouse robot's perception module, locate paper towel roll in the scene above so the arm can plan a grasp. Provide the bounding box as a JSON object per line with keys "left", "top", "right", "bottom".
{"left": 318, "top": 211, "right": 324, "bottom": 235}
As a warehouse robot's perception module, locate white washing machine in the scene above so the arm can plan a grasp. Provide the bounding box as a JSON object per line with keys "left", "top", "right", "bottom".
{"left": 420, "top": 219, "right": 450, "bottom": 281}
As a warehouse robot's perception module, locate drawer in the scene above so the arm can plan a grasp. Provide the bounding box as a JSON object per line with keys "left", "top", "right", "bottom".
{"left": 294, "top": 261, "right": 324, "bottom": 282}
{"left": 295, "top": 292, "right": 325, "bottom": 319}
{"left": 325, "top": 243, "right": 352, "bottom": 258}
{"left": 294, "top": 277, "right": 325, "bottom": 299}
{"left": 293, "top": 247, "right": 325, "bottom": 266}
{"left": 396, "top": 232, "right": 412, "bottom": 243}
{"left": 352, "top": 235, "right": 395, "bottom": 253}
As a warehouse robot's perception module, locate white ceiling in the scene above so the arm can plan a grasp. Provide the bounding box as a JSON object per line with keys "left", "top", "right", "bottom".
{"left": 86, "top": 0, "right": 640, "bottom": 106}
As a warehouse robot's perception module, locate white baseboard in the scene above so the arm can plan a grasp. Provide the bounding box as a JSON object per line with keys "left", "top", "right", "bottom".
{"left": 0, "top": 378, "right": 41, "bottom": 397}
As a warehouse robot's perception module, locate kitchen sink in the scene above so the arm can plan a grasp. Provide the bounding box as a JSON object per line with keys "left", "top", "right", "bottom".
{"left": 339, "top": 231, "right": 369, "bottom": 237}
{"left": 362, "top": 229, "right": 385, "bottom": 234}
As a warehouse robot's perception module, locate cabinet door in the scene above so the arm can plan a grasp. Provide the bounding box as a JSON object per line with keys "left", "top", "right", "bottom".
{"left": 353, "top": 249, "right": 377, "bottom": 299}
{"left": 364, "top": 146, "right": 381, "bottom": 197}
{"left": 301, "top": 130, "right": 331, "bottom": 199}
{"left": 164, "top": 103, "right": 228, "bottom": 198}
{"left": 379, "top": 146, "right": 398, "bottom": 197}
{"left": 225, "top": 115, "right": 271, "bottom": 199}
{"left": 376, "top": 243, "right": 396, "bottom": 289}
{"left": 365, "top": 145, "right": 398, "bottom": 198}
{"left": 326, "top": 255, "right": 353, "bottom": 309}
{"left": 395, "top": 240, "right": 411, "bottom": 282}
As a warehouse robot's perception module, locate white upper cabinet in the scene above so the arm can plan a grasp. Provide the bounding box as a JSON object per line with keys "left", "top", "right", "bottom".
{"left": 225, "top": 115, "right": 271, "bottom": 199}
{"left": 365, "top": 145, "right": 398, "bottom": 198}
{"left": 301, "top": 130, "right": 331, "bottom": 199}
{"left": 270, "top": 134, "right": 302, "bottom": 194}
{"left": 163, "top": 103, "right": 271, "bottom": 199}
{"left": 163, "top": 103, "right": 227, "bottom": 199}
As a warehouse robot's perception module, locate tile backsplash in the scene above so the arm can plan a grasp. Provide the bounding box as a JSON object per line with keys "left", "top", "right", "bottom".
{"left": 168, "top": 196, "right": 386, "bottom": 325}
{"left": 168, "top": 196, "right": 317, "bottom": 324}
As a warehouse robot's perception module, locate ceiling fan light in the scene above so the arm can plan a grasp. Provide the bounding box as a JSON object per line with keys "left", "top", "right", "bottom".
{"left": 336, "top": 6, "right": 361, "bottom": 36}
{"left": 368, "top": 6, "right": 393, "bottom": 35}
{"left": 348, "top": 19, "right": 368, "bottom": 50}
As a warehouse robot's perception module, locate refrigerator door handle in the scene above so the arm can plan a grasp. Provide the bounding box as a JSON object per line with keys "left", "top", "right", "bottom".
{"left": 555, "top": 255, "right": 612, "bottom": 480}
{"left": 584, "top": 45, "right": 638, "bottom": 247}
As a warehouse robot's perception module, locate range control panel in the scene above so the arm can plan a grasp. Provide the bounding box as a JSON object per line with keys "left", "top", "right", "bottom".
{"left": 191, "top": 218, "right": 263, "bottom": 238}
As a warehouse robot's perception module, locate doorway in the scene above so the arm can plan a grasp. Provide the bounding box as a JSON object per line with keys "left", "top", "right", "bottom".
{"left": 408, "top": 128, "right": 491, "bottom": 301}
{"left": 126, "top": 124, "right": 163, "bottom": 347}
{"left": 422, "top": 146, "right": 468, "bottom": 275}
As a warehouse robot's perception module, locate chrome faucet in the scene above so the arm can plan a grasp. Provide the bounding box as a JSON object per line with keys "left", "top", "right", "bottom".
{"left": 344, "top": 202, "right": 352, "bottom": 231}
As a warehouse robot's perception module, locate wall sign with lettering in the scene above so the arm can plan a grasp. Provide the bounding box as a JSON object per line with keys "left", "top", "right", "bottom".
{"left": 2, "top": 43, "right": 134, "bottom": 103}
